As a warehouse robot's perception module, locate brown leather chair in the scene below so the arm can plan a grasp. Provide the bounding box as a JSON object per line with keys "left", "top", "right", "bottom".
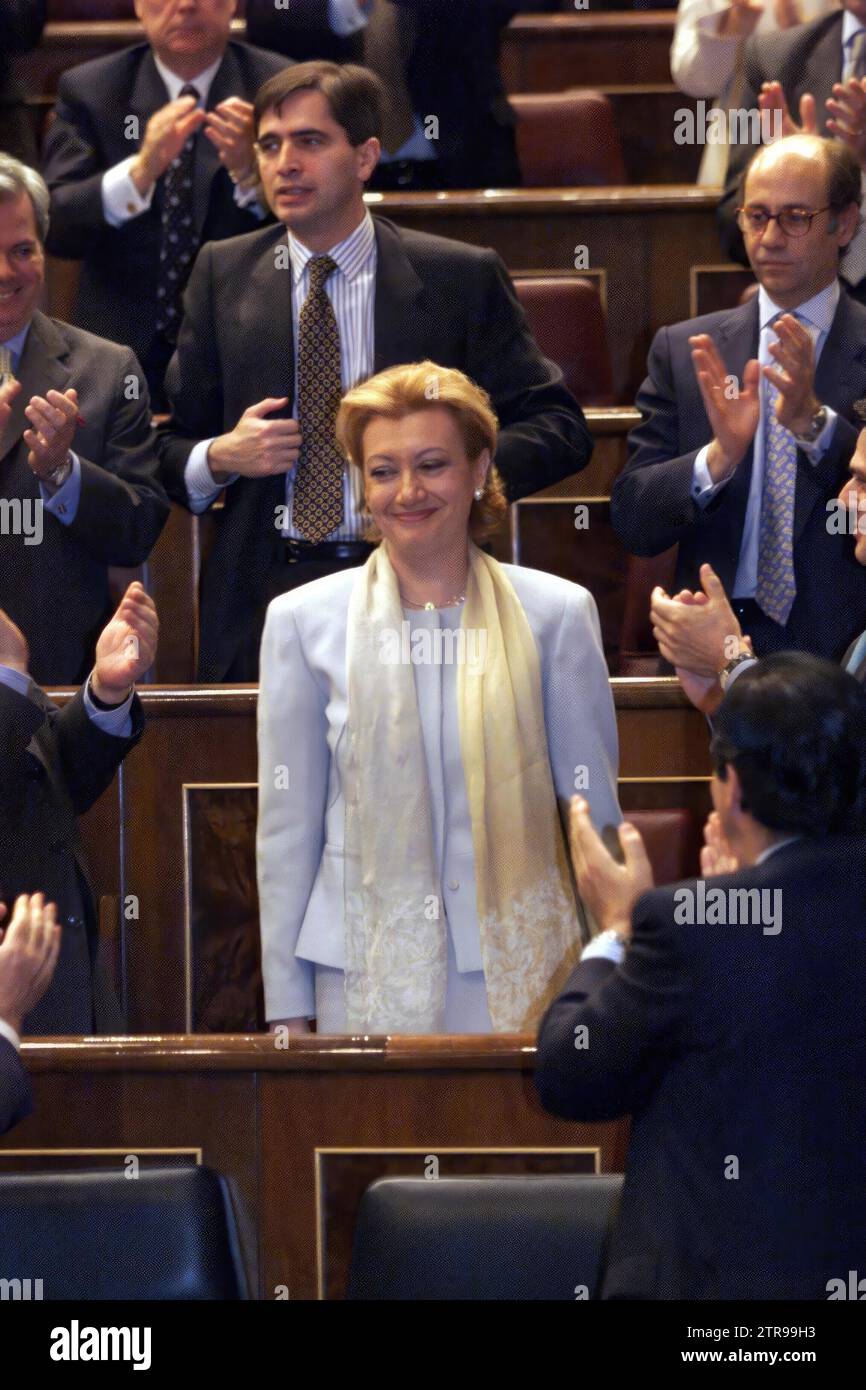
{"left": 627, "top": 808, "right": 703, "bottom": 886}
{"left": 510, "top": 90, "right": 626, "bottom": 187}
{"left": 617, "top": 549, "right": 678, "bottom": 676}
{"left": 513, "top": 272, "right": 615, "bottom": 405}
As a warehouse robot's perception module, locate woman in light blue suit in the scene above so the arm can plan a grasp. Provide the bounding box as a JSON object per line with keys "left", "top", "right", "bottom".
{"left": 257, "top": 362, "right": 621, "bottom": 1035}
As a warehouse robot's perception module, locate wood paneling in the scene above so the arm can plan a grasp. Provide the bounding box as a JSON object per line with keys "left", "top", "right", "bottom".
{"left": 4, "top": 1036, "right": 630, "bottom": 1300}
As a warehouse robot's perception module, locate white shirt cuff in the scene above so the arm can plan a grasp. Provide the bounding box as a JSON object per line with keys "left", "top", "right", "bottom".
{"left": 329, "top": 0, "right": 369, "bottom": 36}
{"left": 581, "top": 930, "right": 626, "bottom": 967}
{"left": 0, "top": 1019, "right": 21, "bottom": 1052}
{"left": 102, "top": 157, "right": 155, "bottom": 227}
{"left": 185, "top": 439, "right": 236, "bottom": 513}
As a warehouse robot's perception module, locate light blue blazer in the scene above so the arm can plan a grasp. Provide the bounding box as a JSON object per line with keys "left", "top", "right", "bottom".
{"left": 257, "top": 562, "right": 621, "bottom": 1020}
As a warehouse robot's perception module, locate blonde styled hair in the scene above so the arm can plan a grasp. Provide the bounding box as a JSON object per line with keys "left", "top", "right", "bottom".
{"left": 336, "top": 361, "right": 508, "bottom": 543}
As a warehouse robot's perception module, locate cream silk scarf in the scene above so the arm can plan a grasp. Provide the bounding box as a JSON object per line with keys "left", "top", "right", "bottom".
{"left": 343, "top": 541, "right": 584, "bottom": 1033}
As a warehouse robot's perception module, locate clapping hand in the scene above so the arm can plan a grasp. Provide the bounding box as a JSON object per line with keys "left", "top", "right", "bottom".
{"left": 568, "top": 797, "right": 654, "bottom": 942}
{"left": 91, "top": 582, "right": 159, "bottom": 705}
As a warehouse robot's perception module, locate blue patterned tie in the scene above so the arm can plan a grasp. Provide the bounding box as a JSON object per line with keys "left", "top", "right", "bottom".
{"left": 846, "top": 627, "right": 866, "bottom": 676}
{"left": 756, "top": 320, "right": 798, "bottom": 626}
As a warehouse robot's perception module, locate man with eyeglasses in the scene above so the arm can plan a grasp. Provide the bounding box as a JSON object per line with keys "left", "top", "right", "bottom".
{"left": 717, "top": 0, "right": 866, "bottom": 288}
{"left": 612, "top": 133, "right": 866, "bottom": 664}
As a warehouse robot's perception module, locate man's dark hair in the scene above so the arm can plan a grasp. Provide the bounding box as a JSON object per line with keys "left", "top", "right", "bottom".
{"left": 254, "top": 61, "right": 384, "bottom": 146}
{"left": 709, "top": 652, "right": 866, "bottom": 837}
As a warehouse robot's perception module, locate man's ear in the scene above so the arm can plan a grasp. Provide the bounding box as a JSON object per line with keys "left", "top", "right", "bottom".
{"left": 357, "top": 137, "right": 381, "bottom": 183}
{"left": 724, "top": 761, "right": 746, "bottom": 819}
{"left": 837, "top": 201, "right": 861, "bottom": 250}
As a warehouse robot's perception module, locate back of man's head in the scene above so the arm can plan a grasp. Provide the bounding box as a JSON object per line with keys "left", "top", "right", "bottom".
{"left": 711, "top": 652, "right": 866, "bottom": 837}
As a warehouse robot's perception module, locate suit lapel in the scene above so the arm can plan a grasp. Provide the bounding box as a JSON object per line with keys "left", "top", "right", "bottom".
{"left": 191, "top": 46, "right": 241, "bottom": 239}
{"left": 714, "top": 297, "right": 761, "bottom": 511}
{"left": 794, "top": 290, "right": 866, "bottom": 543}
{"left": 0, "top": 313, "right": 72, "bottom": 473}
{"left": 247, "top": 228, "right": 296, "bottom": 409}
{"left": 372, "top": 218, "right": 427, "bottom": 372}
{"left": 130, "top": 48, "right": 171, "bottom": 133}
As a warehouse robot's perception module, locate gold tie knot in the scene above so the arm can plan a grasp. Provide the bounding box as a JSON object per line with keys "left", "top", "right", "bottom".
{"left": 308, "top": 255, "right": 338, "bottom": 294}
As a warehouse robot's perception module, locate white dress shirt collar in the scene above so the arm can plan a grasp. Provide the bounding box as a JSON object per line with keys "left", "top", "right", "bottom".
{"left": 287, "top": 210, "right": 377, "bottom": 288}
{"left": 757, "top": 277, "right": 840, "bottom": 337}
{"left": 152, "top": 51, "right": 224, "bottom": 106}
{"left": 843, "top": 9, "right": 866, "bottom": 49}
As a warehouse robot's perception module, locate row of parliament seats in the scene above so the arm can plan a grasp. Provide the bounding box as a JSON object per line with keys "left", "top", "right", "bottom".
{"left": 21, "top": 13, "right": 703, "bottom": 183}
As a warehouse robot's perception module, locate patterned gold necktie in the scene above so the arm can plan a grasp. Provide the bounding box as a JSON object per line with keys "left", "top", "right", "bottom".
{"left": 0, "top": 345, "right": 14, "bottom": 385}
{"left": 292, "top": 255, "right": 345, "bottom": 542}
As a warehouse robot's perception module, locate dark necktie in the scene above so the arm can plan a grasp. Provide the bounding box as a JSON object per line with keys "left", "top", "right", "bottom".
{"left": 292, "top": 255, "right": 345, "bottom": 542}
{"left": 155, "top": 82, "right": 199, "bottom": 342}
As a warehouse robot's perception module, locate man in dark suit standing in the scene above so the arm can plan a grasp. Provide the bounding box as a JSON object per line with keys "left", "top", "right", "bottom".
{"left": 245, "top": 0, "right": 561, "bottom": 191}
{"left": 717, "top": 2, "right": 866, "bottom": 292}
{"left": 0, "top": 894, "right": 61, "bottom": 1132}
{"left": 157, "top": 61, "right": 591, "bottom": 680}
{"left": 0, "top": 155, "right": 169, "bottom": 685}
{"left": 41, "top": 0, "right": 289, "bottom": 405}
{"left": 536, "top": 651, "right": 866, "bottom": 1300}
{"left": 0, "top": 581, "right": 158, "bottom": 1036}
{"left": 612, "top": 133, "right": 866, "bottom": 664}
{"left": 0, "top": 1, "right": 45, "bottom": 168}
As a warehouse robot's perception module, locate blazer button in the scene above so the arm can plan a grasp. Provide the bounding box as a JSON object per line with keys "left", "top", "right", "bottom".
{"left": 447, "top": 880, "right": 460, "bottom": 892}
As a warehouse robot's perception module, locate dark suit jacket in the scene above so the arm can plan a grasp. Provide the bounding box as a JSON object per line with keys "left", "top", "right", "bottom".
{"left": 0, "top": 0, "right": 45, "bottom": 167}
{"left": 535, "top": 834, "right": 866, "bottom": 1300}
{"left": 0, "top": 312, "right": 169, "bottom": 685}
{"left": 610, "top": 290, "right": 866, "bottom": 662}
{"left": 245, "top": 0, "right": 560, "bottom": 188}
{"left": 41, "top": 40, "right": 288, "bottom": 370}
{"left": 157, "top": 215, "right": 592, "bottom": 680}
{"left": 0, "top": 1037, "right": 30, "bottom": 1135}
{"left": 0, "top": 679, "right": 144, "bottom": 1036}
{"left": 718, "top": 12, "right": 852, "bottom": 269}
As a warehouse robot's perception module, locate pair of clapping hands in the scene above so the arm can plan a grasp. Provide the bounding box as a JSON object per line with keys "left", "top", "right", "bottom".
{"left": 0, "top": 376, "right": 82, "bottom": 487}
{"left": 568, "top": 798, "right": 737, "bottom": 949}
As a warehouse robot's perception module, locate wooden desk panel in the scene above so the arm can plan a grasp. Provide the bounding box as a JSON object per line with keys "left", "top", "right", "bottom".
{"left": 7, "top": 1036, "right": 630, "bottom": 1300}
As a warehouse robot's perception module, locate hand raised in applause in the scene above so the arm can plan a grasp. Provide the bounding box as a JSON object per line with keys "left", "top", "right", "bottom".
{"left": 689, "top": 335, "right": 761, "bottom": 483}
{"left": 0, "top": 895, "right": 62, "bottom": 1036}
{"left": 91, "top": 582, "right": 159, "bottom": 705}
{"left": 130, "top": 94, "right": 208, "bottom": 196}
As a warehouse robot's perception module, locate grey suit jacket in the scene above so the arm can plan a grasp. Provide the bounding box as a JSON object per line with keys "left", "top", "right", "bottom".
{"left": 157, "top": 215, "right": 592, "bottom": 679}
{"left": 0, "top": 311, "right": 169, "bottom": 685}
{"left": 257, "top": 561, "right": 621, "bottom": 1021}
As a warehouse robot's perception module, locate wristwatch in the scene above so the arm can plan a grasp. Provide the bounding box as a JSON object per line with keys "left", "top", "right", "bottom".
{"left": 719, "top": 650, "right": 755, "bottom": 691}
{"left": 44, "top": 452, "right": 73, "bottom": 488}
{"left": 791, "top": 404, "right": 828, "bottom": 446}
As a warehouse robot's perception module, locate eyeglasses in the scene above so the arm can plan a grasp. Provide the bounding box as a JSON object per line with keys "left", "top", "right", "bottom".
{"left": 736, "top": 205, "right": 833, "bottom": 237}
